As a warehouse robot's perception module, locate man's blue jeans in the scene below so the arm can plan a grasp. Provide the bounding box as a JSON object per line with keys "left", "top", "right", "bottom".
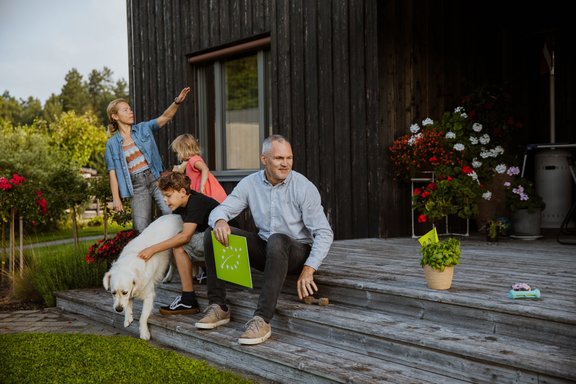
{"left": 130, "top": 169, "right": 171, "bottom": 233}
{"left": 203, "top": 227, "right": 311, "bottom": 322}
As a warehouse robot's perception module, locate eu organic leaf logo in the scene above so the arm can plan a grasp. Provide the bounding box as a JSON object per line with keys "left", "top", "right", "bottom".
{"left": 219, "top": 246, "right": 243, "bottom": 271}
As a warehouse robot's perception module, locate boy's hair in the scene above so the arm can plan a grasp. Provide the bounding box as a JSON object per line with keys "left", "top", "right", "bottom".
{"left": 157, "top": 172, "right": 192, "bottom": 194}
{"left": 170, "top": 133, "right": 202, "bottom": 162}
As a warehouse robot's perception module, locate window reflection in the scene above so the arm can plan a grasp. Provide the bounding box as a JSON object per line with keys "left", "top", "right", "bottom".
{"left": 224, "top": 55, "right": 260, "bottom": 170}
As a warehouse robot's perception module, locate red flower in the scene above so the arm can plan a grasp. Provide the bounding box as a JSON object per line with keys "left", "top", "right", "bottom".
{"left": 421, "top": 191, "right": 430, "bottom": 198}
{"left": 426, "top": 182, "right": 436, "bottom": 190}
{"left": 0, "top": 177, "right": 12, "bottom": 190}
{"left": 10, "top": 173, "right": 26, "bottom": 186}
{"left": 418, "top": 214, "right": 427, "bottom": 223}
{"left": 462, "top": 166, "right": 473, "bottom": 175}
{"left": 86, "top": 229, "right": 138, "bottom": 264}
{"left": 413, "top": 188, "right": 422, "bottom": 196}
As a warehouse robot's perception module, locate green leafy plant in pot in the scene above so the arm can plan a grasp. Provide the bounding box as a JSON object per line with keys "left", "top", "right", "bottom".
{"left": 420, "top": 237, "right": 461, "bottom": 290}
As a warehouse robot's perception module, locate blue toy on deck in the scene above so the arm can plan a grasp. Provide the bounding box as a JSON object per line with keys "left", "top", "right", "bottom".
{"left": 508, "top": 282, "right": 541, "bottom": 299}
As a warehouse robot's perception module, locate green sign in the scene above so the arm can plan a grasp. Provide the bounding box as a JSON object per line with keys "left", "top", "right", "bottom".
{"left": 211, "top": 232, "right": 253, "bottom": 289}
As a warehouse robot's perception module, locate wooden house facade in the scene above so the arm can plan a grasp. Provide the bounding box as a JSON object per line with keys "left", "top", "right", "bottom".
{"left": 126, "top": 0, "right": 573, "bottom": 240}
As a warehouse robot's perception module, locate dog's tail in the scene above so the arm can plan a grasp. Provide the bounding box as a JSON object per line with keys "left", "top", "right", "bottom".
{"left": 103, "top": 271, "right": 111, "bottom": 291}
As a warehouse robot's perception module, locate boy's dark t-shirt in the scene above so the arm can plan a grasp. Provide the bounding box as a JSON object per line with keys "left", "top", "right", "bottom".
{"left": 174, "top": 190, "right": 219, "bottom": 232}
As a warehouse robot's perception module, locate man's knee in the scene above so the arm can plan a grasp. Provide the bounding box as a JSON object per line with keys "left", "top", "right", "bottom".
{"left": 266, "top": 233, "right": 292, "bottom": 255}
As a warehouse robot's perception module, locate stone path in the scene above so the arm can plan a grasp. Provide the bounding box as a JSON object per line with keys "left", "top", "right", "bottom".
{"left": 0, "top": 307, "right": 128, "bottom": 336}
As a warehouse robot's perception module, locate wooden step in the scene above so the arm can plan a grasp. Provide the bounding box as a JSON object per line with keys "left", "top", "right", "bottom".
{"left": 55, "top": 236, "right": 576, "bottom": 383}
{"left": 56, "top": 283, "right": 576, "bottom": 383}
{"left": 56, "top": 288, "right": 465, "bottom": 383}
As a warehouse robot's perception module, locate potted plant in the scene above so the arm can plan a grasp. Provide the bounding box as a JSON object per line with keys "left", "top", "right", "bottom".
{"left": 419, "top": 236, "right": 461, "bottom": 290}
{"left": 504, "top": 175, "right": 545, "bottom": 237}
{"left": 389, "top": 105, "right": 513, "bottom": 227}
{"left": 483, "top": 218, "right": 508, "bottom": 242}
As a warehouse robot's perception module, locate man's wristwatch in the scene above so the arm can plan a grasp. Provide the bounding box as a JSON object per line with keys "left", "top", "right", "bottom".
{"left": 174, "top": 97, "right": 182, "bottom": 105}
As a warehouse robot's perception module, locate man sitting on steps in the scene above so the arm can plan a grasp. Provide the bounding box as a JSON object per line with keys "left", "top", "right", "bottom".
{"left": 195, "top": 134, "right": 334, "bottom": 345}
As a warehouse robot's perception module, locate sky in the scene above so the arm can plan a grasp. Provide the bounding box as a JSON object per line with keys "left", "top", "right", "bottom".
{"left": 0, "top": 0, "right": 129, "bottom": 104}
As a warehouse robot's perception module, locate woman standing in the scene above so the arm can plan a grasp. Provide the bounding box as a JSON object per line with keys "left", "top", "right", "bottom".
{"left": 105, "top": 87, "right": 190, "bottom": 233}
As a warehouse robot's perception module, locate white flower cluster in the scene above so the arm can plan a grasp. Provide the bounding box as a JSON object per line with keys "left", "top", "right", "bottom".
{"left": 454, "top": 106, "right": 468, "bottom": 119}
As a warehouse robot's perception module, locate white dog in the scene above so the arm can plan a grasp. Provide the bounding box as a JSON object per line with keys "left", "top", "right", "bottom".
{"left": 103, "top": 214, "right": 183, "bottom": 340}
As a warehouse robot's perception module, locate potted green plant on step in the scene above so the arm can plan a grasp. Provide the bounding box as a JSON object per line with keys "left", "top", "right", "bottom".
{"left": 483, "top": 218, "right": 508, "bottom": 242}
{"left": 420, "top": 236, "right": 461, "bottom": 290}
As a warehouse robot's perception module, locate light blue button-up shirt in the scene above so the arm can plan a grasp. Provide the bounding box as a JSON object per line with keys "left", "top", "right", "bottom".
{"left": 209, "top": 170, "right": 334, "bottom": 270}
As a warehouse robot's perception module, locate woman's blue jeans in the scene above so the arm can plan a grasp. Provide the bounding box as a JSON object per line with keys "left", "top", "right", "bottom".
{"left": 203, "top": 227, "right": 311, "bottom": 322}
{"left": 130, "top": 169, "right": 171, "bottom": 233}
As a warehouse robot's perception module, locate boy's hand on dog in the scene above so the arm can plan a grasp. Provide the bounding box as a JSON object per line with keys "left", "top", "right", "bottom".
{"left": 138, "top": 247, "right": 155, "bottom": 261}
{"left": 213, "top": 220, "right": 231, "bottom": 247}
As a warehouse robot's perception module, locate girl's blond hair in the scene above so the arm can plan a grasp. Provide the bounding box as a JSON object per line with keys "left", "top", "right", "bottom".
{"left": 106, "top": 98, "right": 129, "bottom": 134}
{"left": 170, "top": 133, "right": 202, "bottom": 161}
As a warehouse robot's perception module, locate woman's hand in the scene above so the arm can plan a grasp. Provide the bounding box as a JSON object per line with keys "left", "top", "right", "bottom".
{"left": 175, "top": 87, "right": 191, "bottom": 104}
{"left": 112, "top": 198, "right": 124, "bottom": 212}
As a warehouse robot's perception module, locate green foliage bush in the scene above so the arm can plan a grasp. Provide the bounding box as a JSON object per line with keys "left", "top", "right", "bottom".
{"left": 12, "top": 242, "right": 108, "bottom": 307}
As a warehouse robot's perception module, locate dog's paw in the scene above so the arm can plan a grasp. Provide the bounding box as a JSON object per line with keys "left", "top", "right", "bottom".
{"left": 140, "top": 327, "right": 151, "bottom": 340}
{"left": 124, "top": 315, "right": 133, "bottom": 328}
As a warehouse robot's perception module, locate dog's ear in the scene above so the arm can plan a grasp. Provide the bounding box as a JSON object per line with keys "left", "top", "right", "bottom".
{"left": 103, "top": 271, "right": 111, "bottom": 291}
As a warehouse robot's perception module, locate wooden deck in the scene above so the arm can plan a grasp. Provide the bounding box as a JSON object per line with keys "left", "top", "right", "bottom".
{"left": 56, "top": 233, "right": 576, "bottom": 383}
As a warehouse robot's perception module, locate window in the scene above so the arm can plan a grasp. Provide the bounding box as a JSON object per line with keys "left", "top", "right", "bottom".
{"left": 194, "top": 46, "right": 271, "bottom": 177}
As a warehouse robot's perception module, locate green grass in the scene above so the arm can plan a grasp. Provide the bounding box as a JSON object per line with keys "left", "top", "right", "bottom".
{"left": 0, "top": 333, "right": 256, "bottom": 384}
{"left": 2, "top": 225, "right": 261, "bottom": 384}
{"left": 21, "top": 221, "right": 130, "bottom": 245}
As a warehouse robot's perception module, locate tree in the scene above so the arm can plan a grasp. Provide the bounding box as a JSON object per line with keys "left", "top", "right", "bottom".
{"left": 42, "top": 93, "right": 63, "bottom": 123}
{"left": 87, "top": 67, "right": 128, "bottom": 126}
{"left": 19, "top": 97, "right": 43, "bottom": 126}
{"left": 60, "top": 68, "right": 90, "bottom": 115}
{"left": 43, "top": 111, "right": 108, "bottom": 169}
{"left": 0, "top": 91, "right": 23, "bottom": 124}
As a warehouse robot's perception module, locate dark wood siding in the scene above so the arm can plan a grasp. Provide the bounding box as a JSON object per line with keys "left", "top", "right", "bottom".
{"left": 127, "top": 0, "right": 574, "bottom": 240}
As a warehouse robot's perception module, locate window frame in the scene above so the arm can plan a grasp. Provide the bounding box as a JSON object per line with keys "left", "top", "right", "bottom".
{"left": 189, "top": 38, "right": 272, "bottom": 181}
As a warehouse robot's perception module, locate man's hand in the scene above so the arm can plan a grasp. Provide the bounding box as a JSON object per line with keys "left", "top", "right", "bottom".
{"left": 138, "top": 246, "right": 156, "bottom": 261}
{"left": 213, "top": 220, "right": 231, "bottom": 247}
{"left": 297, "top": 265, "right": 317, "bottom": 300}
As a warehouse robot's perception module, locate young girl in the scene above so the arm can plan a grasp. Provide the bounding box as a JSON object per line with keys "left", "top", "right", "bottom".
{"left": 105, "top": 87, "right": 190, "bottom": 233}
{"left": 170, "top": 133, "right": 227, "bottom": 203}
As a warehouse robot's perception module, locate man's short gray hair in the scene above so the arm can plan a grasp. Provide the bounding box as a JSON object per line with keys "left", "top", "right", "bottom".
{"left": 261, "top": 134, "right": 288, "bottom": 155}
